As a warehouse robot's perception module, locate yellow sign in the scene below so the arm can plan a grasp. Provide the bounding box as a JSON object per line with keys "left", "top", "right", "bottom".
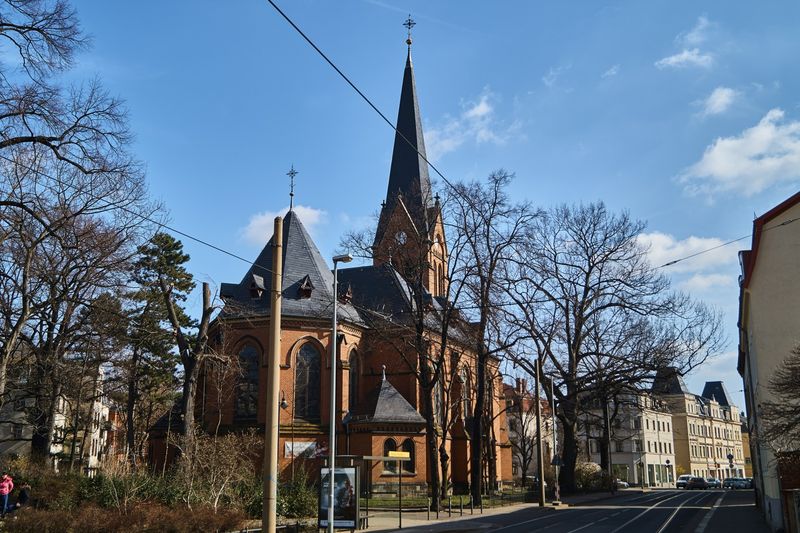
{"left": 388, "top": 451, "right": 410, "bottom": 459}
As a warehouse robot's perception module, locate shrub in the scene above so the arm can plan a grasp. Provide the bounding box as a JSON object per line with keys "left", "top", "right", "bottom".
{"left": 277, "top": 466, "right": 317, "bottom": 519}
{"left": 7, "top": 503, "right": 246, "bottom": 533}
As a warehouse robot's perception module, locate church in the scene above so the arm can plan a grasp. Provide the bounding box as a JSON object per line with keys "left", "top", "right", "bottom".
{"left": 153, "top": 30, "right": 512, "bottom": 495}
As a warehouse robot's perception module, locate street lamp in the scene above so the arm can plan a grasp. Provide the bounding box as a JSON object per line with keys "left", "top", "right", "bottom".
{"left": 328, "top": 253, "right": 352, "bottom": 533}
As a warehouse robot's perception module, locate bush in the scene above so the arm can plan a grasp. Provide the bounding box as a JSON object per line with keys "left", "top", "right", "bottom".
{"left": 277, "top": 466, "right": 317, "bottom": 519}
{"left": 6, "top": 503, "right": 246, "bottom": 533}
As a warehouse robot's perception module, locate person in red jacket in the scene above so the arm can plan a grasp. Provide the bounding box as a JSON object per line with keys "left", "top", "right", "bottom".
{"left": 0, "top": 472, "right": 13, "bottom": 518}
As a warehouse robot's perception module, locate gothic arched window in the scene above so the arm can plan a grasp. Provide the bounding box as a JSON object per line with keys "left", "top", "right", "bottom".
{"left": 348, "top": 349, "right": 359, "bottom": 411}
{"left": 402, "top": 439, "right": 415, "bottom": 473}
{"left": 295, "top": 342, "right": 321, "bottom": 422}
{"left": 384, "top": 439, "right": 397, "bottom": 473}
{"left": 235, "top": 344, "right": 259, "bottom": 420}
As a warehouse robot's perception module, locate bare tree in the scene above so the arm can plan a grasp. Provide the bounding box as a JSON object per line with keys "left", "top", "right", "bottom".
{"left": 506, "top": 202, "right": 724, "bottom": 493}
{"left": 445, "top": 170, "right": 535, "bottom": 504}
{"left": 760, "top": 346, "right": 800, "bottom": 450}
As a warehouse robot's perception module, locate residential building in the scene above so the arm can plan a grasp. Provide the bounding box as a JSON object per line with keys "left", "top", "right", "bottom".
{"left": 149, "top": 34, "right": 513, "bottom": 494}
{"left": 739, "top": 191, "right": 800, "bottom": 532}
{"left": 503, "top": 379, "right": 554, "bottom": 484}
{"left": 741, "top": 413, "right": 753, "bottom": 478}
{"left": 580, "top": 394, "right": 676, "bottom": 488}
{"left": 653, "top": 369, "right": 745, "bottom": 481}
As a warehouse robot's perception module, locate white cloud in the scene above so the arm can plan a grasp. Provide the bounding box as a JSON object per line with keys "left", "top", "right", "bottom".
{"left": 637, "top": 232, "right": 738, "bottom": 273}
{"left": 677, "top": 16, "right": 710, "bottom": 46}
{"left": 542, "top": 65, "right": 570, "bottom": 88}
{"left": 702, "top": 87, "right": 737, "bottom": 116}
{"left": 601, "top": 65, "right": 620, "bottom": 79}
{"left": 426, "top": 89, "right": 519, "bottom": 161}
{"left": 678, "top": 273, "right": 735, "bottom": 292}
{"left": 240, "top": 204, "right": 326, "bottom": 246}
{"left": 680, "top": 108, "right": 800, "bottom": 196}
{"left": 655, "top": 48, "right": 713, "bottom": 69}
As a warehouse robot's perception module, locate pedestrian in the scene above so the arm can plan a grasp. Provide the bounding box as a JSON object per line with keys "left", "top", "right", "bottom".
{"left": 6, "top": 483, "right": 30, "bottom": 516}
{"left": 0, "top": 472, "right": 13, "bottom": 518}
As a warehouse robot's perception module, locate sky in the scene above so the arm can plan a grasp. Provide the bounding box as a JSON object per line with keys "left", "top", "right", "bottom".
{"left": 64, "top": 0, "right": 800, "bottom": 411}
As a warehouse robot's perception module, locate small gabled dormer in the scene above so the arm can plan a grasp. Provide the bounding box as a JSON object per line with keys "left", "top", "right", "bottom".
{"left": 340, "top": 282, "right": 353, "bottom": 304}
{"left": 298, "top": 274, "right": 315, "bottom": 299}
{"left": 249, "top": 274, "right": 265, "bottom": 299}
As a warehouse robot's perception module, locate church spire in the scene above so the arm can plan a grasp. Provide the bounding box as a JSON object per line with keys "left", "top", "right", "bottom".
{"left": 376, "top": 16, "right": 433, "bottom": 246}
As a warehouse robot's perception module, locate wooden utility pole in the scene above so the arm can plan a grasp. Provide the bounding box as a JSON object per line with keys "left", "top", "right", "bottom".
{"left": 263, "top": 216, "right": 283, "bottom": 533}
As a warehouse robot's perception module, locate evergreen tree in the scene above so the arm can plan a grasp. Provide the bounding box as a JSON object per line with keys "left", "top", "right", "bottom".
{"left": 123, "top": 232, "right": 193, "bottom": 468}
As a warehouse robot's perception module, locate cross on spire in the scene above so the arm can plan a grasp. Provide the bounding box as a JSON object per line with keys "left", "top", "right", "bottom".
{"left": 403, "top": 15, "right": 415, "bottom": 47}
{"left": 287, "top": 165, "right": 298, "bottom": 210}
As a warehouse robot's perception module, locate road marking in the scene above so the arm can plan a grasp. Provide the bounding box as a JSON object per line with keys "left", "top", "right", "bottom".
{"left": 608, "top": 492, "right": 686, "bottom": 533}
{"left": 491, "top": 510, "right": 567, "bottom": 532}
{"left": 655, "top": 491, "right": 707, "bottom": 533}
{"left": 558, "top": 508, "right": 636, "bottom": 533}
{"left": 694, "top": 492, "right": 726, "bottom": 533}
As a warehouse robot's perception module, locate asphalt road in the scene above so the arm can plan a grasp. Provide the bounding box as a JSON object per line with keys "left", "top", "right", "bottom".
{"left": 388, "top": 489, "right": 768, "bottom": 533}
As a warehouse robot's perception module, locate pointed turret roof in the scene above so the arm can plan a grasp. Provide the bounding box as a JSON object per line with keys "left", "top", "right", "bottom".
{"left": 343, "top": 372, "right": 426, "bottom": 426}
{"left": 220, "top": 210, "right": 361, "bottom": 323}
{"left": 375, "top": 47, "right": 434, "bottom": 247}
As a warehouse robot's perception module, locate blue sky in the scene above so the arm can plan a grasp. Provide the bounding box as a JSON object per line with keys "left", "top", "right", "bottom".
{"left": 68, "top": 1, "right": 800, "bottom": 410}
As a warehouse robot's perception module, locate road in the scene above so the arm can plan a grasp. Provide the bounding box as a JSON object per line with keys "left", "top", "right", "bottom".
{"left": 385, "top": 489, "right": 768, "bottom": 533}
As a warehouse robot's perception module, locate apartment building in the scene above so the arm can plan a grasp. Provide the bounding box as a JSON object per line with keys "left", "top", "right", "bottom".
{"left": 739, "top": 190, "right": 800, "bottom": 532}
{"left": 581, "top": 394, "right": 676, "bottom": 487}
{"left": 654, "top": 370, "right": 745, "bottom": 480}
{"left": 504, "top": 379, "right": 554, "bottom": 483}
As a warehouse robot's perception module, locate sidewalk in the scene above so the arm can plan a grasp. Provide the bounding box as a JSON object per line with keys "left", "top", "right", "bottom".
{"left": 365, "top": 490, "right": 640, "bottom": 532}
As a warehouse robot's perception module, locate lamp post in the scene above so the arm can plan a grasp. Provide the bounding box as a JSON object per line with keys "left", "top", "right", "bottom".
{"left": 550, "top": 377, "right": 561, "bottom": 504}
{"left": 328, "top": 253, "right": 352, "bottom": 533}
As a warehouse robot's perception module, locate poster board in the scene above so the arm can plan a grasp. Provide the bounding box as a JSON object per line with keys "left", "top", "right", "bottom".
{"left": 318, "top": 466, "right": 359, "bottom": 529}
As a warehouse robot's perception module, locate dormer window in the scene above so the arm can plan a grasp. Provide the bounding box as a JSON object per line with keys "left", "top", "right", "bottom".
{"left": 339, "top": 282, "right": 353, "bottom": 304}
{"left": 249, "top": 274, "right": 265, "bottom": 299}
{"left": 298, "top": 275, "right": 314, "bottom": 299}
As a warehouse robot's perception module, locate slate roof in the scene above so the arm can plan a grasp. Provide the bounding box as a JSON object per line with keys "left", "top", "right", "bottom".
{"left": 701, "top": 381, "right": 733, "bottom": 406}
{"left": 651, "top": 367, "right": 691, "bottom": 395}
{"left": 343, "top": 374, "right": 426, "bottom": 426}
{"left": 219, "top": 210, "right": 362, "bottom": 324}
{"left": 338, "top": 263, "right": 474, "bottom": 346}
{"left": 150, "top": 403, "right": 181, "bottom": 432}
{"left": 375, "top": 49, "right": 434, "bottom": 248}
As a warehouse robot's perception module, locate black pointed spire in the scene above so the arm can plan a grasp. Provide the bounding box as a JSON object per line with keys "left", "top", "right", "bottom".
{"left": 375, "top": 26, "right": 433, "bottom": 248}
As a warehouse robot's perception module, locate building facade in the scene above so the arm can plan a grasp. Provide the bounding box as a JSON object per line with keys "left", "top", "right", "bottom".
{"left": 653, "top": 370, "right": 745, "bottom": 481}
{"left": 503, "top": 379, "right": 554, "bottom": 484}
{"left": 580, "top": 394, "right": 676, "bottom": 488}
{"left": 739, "top": 191, "right": 800, "bottom": 532}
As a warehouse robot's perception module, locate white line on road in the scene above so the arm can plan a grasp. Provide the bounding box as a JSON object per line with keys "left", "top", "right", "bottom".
{"left": 655, "top": 491, "right": 708, "bottom": 533}
{"left": 491, "top": 510, "right": 568, "bottom": 532}
{"left": 608, "top": 492, "right": 686, "bottom": 533}
{"left": 694, "top": 491, "right": 726, "bottom": 533}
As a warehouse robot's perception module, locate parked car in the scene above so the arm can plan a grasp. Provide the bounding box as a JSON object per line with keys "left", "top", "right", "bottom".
{"left": 744, "top": 478, "right": 754, "bottom": 489}
{"left": 676, "top": 474, "right": 692, "bottom": 489}
{"left": 722, "top": 477, "right": 741, "bottom": 489}
{"left": 705, "top": 478, "right": 721, "bottom": 488}
{"left": 723, "top": 477, "right": 746, "bottom": 489}
{"left": 615, "top": 479, "right": 630, "bottom": 489}
{"left": 686, "top": 477, "right": 709, "bottom": 490}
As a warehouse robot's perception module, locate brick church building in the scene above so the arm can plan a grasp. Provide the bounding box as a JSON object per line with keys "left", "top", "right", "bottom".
{"left": 152, "top": 35, "right": 512, "bottom": 494}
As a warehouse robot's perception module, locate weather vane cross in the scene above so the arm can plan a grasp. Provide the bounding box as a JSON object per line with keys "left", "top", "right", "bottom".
{"left": 287, "top": 165, "right": 298, "bottom": 210}
{"left": 403, "top": 15, "right": 415, "bottom": 46}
